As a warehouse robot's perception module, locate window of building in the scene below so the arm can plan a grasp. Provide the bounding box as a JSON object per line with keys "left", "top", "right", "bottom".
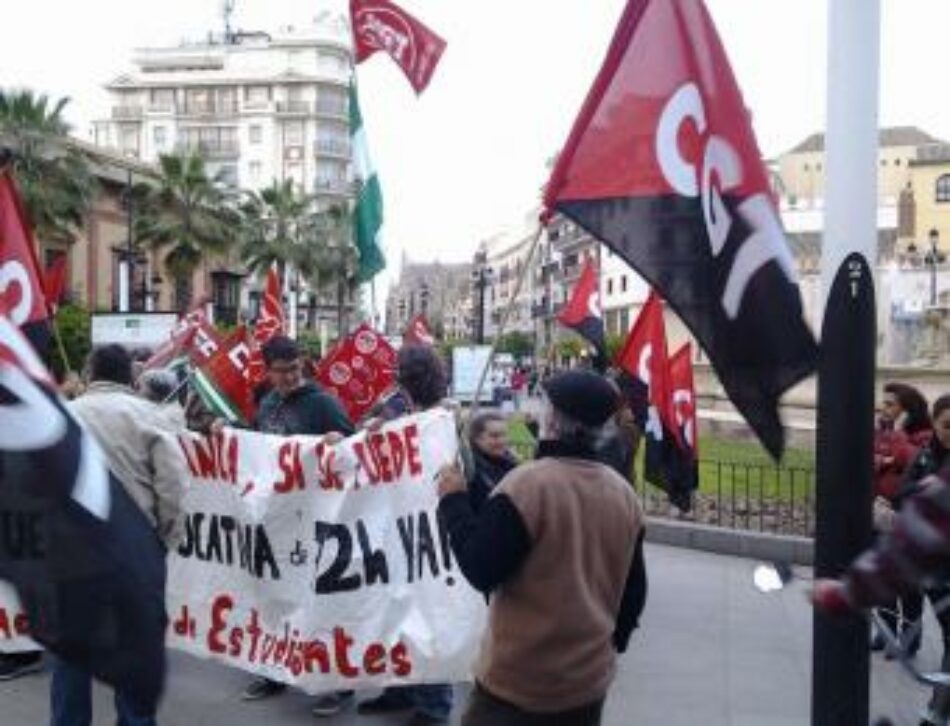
{"left": 621, "top": 275, "right": 628, "bottom": 293}
{"left": 881, "top": 159, "right": 888, "bottom": 167}
{"left": 250, "top": 125, "right": 262, "bottom": 144}
{"left": 249, "top": 161, "right": 262, "bottom": 181}
{"left": 937, "top": 175, "right": 950, "bottom": 203}
{"left": 607, "top": 278, "right": 614, "bottom": 296}
{"left": 284, "top": 121, "right": 304, "bottom": 146}
{"left": 816, "top": 163, "right": 822, "bottom": 171}
{"left": 150, "top": 88, "right": 175, "bottom": 110}
{"left": 895, "top": 158, "right": 902, "bottom": 166}
{"left": 152, "top": 126, "right": 167, "bottom": 150}
{"left": 803, "top": 163, "right": 810, "bottom": 171}
{"left": 119, "top": 125, "right": 139, "bottom": 155}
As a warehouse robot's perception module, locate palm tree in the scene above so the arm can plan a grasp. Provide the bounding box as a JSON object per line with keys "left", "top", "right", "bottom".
{"left": 134, "top": 153, "right": 238, "bottom": 311}
{"left": 0, "top": 89, "right": 95, "bottom": 244}
{"left": 238, "top": 182, "right": 358, "bottom": 331}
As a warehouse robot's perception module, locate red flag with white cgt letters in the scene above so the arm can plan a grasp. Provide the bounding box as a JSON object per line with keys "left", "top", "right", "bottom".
{"left": 543, "top": 0, "right": 816, "bottom": 459}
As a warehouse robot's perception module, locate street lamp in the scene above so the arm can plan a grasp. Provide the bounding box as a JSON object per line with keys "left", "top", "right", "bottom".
{"left": 927, "top": 228, "right": 946, "bottom": 306}
{"left": 470, "top": 252, "right": 494, "bottom": 344}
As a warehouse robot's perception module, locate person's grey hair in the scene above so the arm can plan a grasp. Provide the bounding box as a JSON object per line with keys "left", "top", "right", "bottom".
{"left": 138, "top": 369, "right": 178, "bottom": 403}
{"left": 545, "top": 402, "right": 606, "bottom": 450}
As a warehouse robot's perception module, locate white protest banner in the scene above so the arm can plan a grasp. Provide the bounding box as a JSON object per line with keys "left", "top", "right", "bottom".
{"left": 0, "top": 580, "right": 37, "bottom": 653}
{"left": 167, "top": 407, "right": 485, "bottom": 691}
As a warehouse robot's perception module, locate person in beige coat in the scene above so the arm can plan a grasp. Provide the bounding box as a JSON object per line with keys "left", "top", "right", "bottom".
{"left": 69, "top": 345, "right": 185, "bottom": 550}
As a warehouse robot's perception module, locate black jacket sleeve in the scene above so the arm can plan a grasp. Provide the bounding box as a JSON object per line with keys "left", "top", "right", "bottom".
{"left": 613, "top": 529, "right": 647, "bottom": 653}
{"left": 437, "top": 491, "right": 532, "bottom": 595}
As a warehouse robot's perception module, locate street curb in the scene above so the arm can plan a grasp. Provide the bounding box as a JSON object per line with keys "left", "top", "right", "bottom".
{"left": 645, "top": 516, "right": 814, "bottom": 566}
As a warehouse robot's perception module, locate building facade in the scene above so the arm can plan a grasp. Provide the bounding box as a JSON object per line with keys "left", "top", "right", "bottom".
{"left": 385, "top": 257, "right": 473, "bottom": 339}
{"left": 92, "top": 17, "right": 354, "bottom": 204}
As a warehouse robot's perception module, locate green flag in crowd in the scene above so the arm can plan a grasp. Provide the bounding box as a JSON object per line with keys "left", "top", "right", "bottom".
{"left": 350, "top": 82, "right": 385, "bottom": 283}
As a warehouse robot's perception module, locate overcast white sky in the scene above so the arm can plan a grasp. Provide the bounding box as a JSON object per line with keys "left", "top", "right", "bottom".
{"left": 1, "top": 0, "right": 948, "bottom": 284}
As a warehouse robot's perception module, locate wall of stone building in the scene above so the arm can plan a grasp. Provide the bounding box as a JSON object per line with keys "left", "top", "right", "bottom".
{"left": 909, "top": 161, "right": 950, "bottom": 253}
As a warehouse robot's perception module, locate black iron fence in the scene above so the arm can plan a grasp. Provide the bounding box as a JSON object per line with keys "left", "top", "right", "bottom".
{"left": 508, "top": 440, "right": 816, "bottom": 537}
{"left": 635, "top": 460, "right": 816, "bottom": 538}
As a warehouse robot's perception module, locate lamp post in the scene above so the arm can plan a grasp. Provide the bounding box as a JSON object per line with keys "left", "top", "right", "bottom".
{"left": 927, "top": 228, "right": 944, "bottom": 306}
{"left": 470, "top": 251, "right": 494, "bottom": 344}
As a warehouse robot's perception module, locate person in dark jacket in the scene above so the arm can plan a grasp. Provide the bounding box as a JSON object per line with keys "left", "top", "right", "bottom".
{"left": 873, "top": 382, "right": 932, "bottom": 653}
{"left": 357, "top": 344, "right": 456, "bottom": 725}
{"left": 893, "top": 395, "right": 950, "bottom": 725}
{"left": 467, "top": 411, "right": 518, "bottom": 513}
{"left": 239, "top": 336, "right": 355, "bottom": 717}
{"left": 437, "top": 370, "right": 646, "bottom": 726}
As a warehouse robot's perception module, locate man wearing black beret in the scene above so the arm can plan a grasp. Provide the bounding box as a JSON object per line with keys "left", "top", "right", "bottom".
{"left": 437, "top": 370, "right": 647, "bottom": 725}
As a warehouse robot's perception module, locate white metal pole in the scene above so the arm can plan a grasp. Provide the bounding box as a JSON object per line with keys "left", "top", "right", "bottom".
{"left": 821, "top": 0, "right": 880, "bottom": 305}
{"left": 118, "top": 260, "right": 130, "bottom": 313}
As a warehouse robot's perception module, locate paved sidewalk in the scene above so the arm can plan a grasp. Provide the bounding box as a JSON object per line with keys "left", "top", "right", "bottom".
{"left": 0, "top": 544, "right": 934, "bottom": 724}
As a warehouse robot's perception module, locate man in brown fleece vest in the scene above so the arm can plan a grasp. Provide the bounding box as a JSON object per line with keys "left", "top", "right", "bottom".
{"left": 437, "top": 370, "right": 647, "bottom": 726}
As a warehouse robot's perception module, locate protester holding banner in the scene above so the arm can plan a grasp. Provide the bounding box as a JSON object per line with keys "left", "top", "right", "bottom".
{"left": 357, "top": 343, "right": 456, "bottom": 724}
{"left": 239, "top": 335, "right": 356, "bottom": 715}
{"left": 437, "top": 370, "right": 647, "bottom": 726}
{"left": 52, "top": 344, "right": 187, "bottom": 726}
{"left": 252, "top": 336, "right": 354, "bottom": 439}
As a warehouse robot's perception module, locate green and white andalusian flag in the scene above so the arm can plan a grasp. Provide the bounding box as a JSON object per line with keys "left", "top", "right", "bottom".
{"left": 350, "top": 82, "right": 386, "bottom": 283}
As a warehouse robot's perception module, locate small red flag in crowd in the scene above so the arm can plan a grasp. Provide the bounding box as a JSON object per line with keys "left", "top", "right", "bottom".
{"left": 249, "top": 266, "right": 286, "bottom": 384}
{"left": 143, "top": 307, "right": 221, "bottom": 371}
{"left": 557, "top": 258, "right": 606, "bottom": 365}
{"left": 350, "top": 0, "right": 446, "bottom": 94}
{"left": 193, "top": 326, "right": 256, "bottom": 426}
{"left": 403, "top": 313, "right": 435, "bottom": 346}
{"left": 43, "top": 254, "right": 68, "bottom": 313}
{"left": 315, "top": 323, "right": 398, "bottom": 423}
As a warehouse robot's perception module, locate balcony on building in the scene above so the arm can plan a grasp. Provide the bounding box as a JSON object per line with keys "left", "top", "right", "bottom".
{"left": 176, "top": 140, "right": 240, "bottom": 159}
{"left": 177, "top": 99, "right": 239, "bottom": 117}
{"left": 315, "top": 138, "right": 351, "bottom": 159}
{"left": 315, "top": 99, "right": 348, "bottom": 120}
{"left": 112, "top": 105, "right": 144, "bottom": 120}
{"left": 313, "top": 177, "right": 352, "bottom": 196}
{"left": 276, "top": 100, "right": 313, "bottom": 115}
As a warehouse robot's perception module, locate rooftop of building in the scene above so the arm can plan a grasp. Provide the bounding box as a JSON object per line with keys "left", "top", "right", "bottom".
{"left": 786, "top": 126, "right": 945, "bottom": 155}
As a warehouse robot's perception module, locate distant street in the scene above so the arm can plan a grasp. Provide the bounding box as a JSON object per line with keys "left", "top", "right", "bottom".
{"left": 1, "top": 544, "right": 932, "bottom": 725}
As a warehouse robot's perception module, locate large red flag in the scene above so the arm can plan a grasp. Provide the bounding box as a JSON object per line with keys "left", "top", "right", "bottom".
{"left": 248, "top": 266, "right": 285, "bottom": 384}
{"left": 557, "top": 258, "right": 605, "bottom": 361}
{"left": 543, "top": 0, "right": 816, "bottom": 459}
{"left": 0, "top": 170, "right": 50, "bottom": 339}
{"left": 350, "top": 0, "right": 446, "bottom": 94}
{"left": 403, "top": 313, "right": 435, "bottom": 347}
{"left": 43, "top": 254, "right": 68, "bottom": 313}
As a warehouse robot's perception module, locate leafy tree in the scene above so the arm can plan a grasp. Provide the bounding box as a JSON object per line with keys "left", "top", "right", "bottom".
{"left": 497, "top": 331, "right": 534, "bottom": 360}
{"left": 46, "top": 303, "right": 91, "bottom": 379}
{"left": 134, "top": 153, "right": 238, "bottom": 311}
{"left": 0, "top": 89, "right": 95, "bottom": 243}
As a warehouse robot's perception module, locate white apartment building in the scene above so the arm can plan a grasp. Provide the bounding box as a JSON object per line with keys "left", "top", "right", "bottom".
{"left": 478, "top": 220, "right": 538, "bottom": 340}
{"left": 92, "top": 17, "right": 354, "bottom": 201}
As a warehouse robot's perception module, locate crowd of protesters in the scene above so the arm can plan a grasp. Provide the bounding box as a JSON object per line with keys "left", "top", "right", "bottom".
{"left": 0, "top": 337, "right": 649, "bottom": 726}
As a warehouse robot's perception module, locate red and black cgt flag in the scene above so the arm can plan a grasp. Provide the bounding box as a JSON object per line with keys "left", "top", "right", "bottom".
{"left": 0, "top": 314, "right": 166, "bottom": 714}
{"left": 616, "top": 290, "right": 692, "bottom": 508}
{"left": 0, "top": 170, "right": 51, "bottom": 354}
{"left": 544, "top": 0, "right": 817, "bottom": 459}
{"left": 557, "top": 258, "right": 606, "bottom": 364}
{"left": 645, "top": 342, "right": 699, "bottom": 510}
